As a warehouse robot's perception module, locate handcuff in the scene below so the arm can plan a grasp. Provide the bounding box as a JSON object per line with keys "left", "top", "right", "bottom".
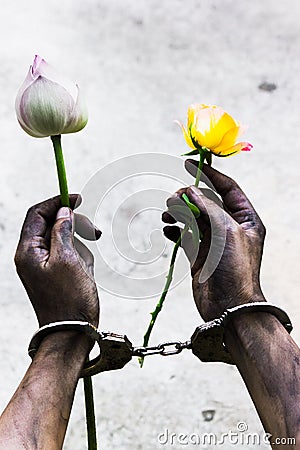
{"left": 28, "top": 302, "right": 293, "bottom": 378}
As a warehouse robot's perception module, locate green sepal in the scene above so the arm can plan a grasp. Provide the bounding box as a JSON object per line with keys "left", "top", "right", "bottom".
{"left": 214, "top": 151, "right": 238, "bottom": 158}
{"left": 182, "top": 193, "right": 200, "bottom": 218}
{"left": 182, "top": 148, "right": 200, "bottom": 156}
{"left": 205, "top": 152, "right": 212, "bottom": 166}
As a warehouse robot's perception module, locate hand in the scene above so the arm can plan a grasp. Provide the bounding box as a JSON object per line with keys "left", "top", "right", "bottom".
{"left": 14, "top": 195, "right": 101, "bottom": 328}
{"left": 162, "top": 160, "right": 266, "bottom": 321}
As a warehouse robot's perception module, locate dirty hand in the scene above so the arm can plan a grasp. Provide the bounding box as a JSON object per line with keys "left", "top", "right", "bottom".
{"left": 162, "top": 161, "right": 266, "bottom": 321}
{"left": 15, "top": 195, "right": 101, "bottom": 327}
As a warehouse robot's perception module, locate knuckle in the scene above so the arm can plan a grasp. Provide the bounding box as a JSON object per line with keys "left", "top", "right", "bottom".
{"left": 24, "top": 204, "right": 42, "bottom": 226}
{"left": 247, "top": 211, "right": 265, "bottom": 237}
{"left": 175, "top": 187, "right": 186, "bottom": 196}
{"left": 14, "top": 244, "right": 39, "bottom": 273}
{"left": 226, "top": 176, "right": 238, "bottom": 190}
{"left": 89, "top": 251, "right": 95, "bottom": 265}
{"left": 257, "top": 220, "right": 266, "bottom": 239}
{"left": 14, "top": 250, "right": 24, "bottom": 269}
{"left": 166, "top": 194, "right": 179, "bottom": 208}
{"left": 226, "top": 218, "right": 240, "bottom": 235}
{"left": 14, "top": 243, "right": 30, "bottom": 269}
{"left": 26, "top": 204, "right": 38, "bottom": 217}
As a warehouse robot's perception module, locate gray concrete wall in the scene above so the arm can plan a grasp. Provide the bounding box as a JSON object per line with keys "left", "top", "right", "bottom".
{"left": 1, "top": 0, "right": 299, "bottom": 448}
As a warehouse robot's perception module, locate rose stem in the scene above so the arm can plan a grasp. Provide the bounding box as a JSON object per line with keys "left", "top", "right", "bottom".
{"left": 139, "top": 223, "right": 189, "bottom": 367}
{"left": 194, "top": 150, "right": 206, "bottom": 188}
{"left": 139, "top": 154, "right": 205, "bottom": 367}
{"left": 51, "top": 134, "right": 98, "bottom": 450}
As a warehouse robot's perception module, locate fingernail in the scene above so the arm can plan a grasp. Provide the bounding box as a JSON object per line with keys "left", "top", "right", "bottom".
{"left": 190, "top": 186, "right": 203, "bottom": 195}
{"left": 95, "top": 227, "right": 102, "bottom": 239}
{"left": 56, "top": 207, "right": 71, "bottom": 220}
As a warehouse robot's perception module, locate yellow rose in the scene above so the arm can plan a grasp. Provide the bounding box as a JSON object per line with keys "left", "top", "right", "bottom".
{"left": 178, "top": 104, "right": 252, "bottom": 156}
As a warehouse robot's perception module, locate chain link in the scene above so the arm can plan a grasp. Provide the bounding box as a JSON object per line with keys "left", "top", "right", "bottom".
{"left": 132, "top": 340, "right": 191, "bottom": 358}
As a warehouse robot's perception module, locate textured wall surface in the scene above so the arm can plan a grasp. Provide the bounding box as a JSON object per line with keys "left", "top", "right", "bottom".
{"left": 1, "top": 1, "right": 300, "bottom": 448}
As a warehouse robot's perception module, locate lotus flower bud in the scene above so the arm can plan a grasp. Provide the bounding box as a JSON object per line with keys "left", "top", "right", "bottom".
{"left": 15, "top": 55, "right": 88, "bottom": 138}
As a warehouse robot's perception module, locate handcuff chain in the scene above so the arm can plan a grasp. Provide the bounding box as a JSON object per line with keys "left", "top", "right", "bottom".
{"left": 132, "top": 339, "right": 192, "bottom": 357}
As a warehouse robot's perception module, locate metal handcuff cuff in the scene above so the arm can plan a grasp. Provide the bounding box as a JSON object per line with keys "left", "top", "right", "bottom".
{"left": 28, "top": 302, "right": 293, "bottom": 378}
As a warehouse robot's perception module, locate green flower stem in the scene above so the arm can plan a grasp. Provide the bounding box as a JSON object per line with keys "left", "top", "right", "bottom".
{"left": 139, "top": 224, "right": 189, "bottom": 367}
{"left": 83, "top": 369, "right": 98, "bottom": 450}
{"left": 51, "top": 135, "right": 70, "bottom": 207}
{"left": 194, "top": 150, "right": 206, "bottom": 188}
{"left": 140, "top": 152, "right": 206, "bottom": 368}
{"left": 51, "top": 134, "right": 97, "bottom": 450}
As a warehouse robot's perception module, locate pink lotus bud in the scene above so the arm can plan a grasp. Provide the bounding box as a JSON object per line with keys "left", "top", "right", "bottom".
{"left": 15, "top": 55, "right": 88, "bottom": 138}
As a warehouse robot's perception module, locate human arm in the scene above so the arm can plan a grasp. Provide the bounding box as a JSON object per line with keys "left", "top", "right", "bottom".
{"left": 162, "top": 161, "right": 300, "bottom": 448}
{"left": 0, "top": 195, "right": 100, "bottom": 450}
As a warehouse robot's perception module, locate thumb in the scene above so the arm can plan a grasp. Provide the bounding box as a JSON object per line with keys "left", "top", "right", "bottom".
{"left": 186, "top": 186, "right": 230, "bottom": 233}
{"left": 50, "top": 207, "right": 75, "bottom": 258}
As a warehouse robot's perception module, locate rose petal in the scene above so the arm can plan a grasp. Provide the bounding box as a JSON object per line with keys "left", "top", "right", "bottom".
{"left": 213, "top": 126, "right": 240, "bottom": 153}
{"left": 175, "top": 120, "right": 196, "bottom": 150}
{"left": 192, "top": 107, "right": 236, "bottom": 149}
{"left": 211, "top": 141, "right": 253, "bottom": 157}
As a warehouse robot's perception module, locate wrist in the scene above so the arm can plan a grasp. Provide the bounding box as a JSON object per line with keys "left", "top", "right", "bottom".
{"left": 38, "top": 331, "right": 91, "bottom": 365}
{"left": 221, "top": 291, "right": 266, "bottom": 318}
{"left": 225, "top": 292, "right": 270, "bottom": 332}
{"left": 224, "top": 307, "right": 289, "bottom": 359}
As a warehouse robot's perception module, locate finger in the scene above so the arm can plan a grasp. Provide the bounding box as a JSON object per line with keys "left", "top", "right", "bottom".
{"left": 163, "top": 225, "right": 209, "bottom": 275}
{"left": 185, "top": 160, "right": 263, "bottom": 230}
{"left": 163, "top": 225, "right": 181, "bottom": 243}
{"left": 164, "top": 193, "right": 210, "bottom": 242}
{"left": 163, "top": 225, "right": 199, "bottom": 264}
{"left": 166, "top": 191, "right": 199, "bottom": 226}
{"left": 186, "top": 186, "right": 232, "bottom": 235}
{"left": 166, "top": 188, "right": 186, "bottom": 209}
{"left": 19, "top": 194, "right": 82, "bottom": 243}
{"left": 161, "top": 211, "right": 177, "bottom": 224}
{"left": 74, "top": 237, "right": 95, "bottom": 276}
{"left": 185, "top": 158, "right": 206, "bottom": 179}
{"left": 200, "top": 188, "right": 223, "bottom": 208}
{"left": 165, "top": 191, "right": 212, "bottom": 232}
{"left": 49, "top": 207, "right": 75, "bottom": 261}
{"left": 74, "top": 213, "right": 102, "bottom": 241}
{"left": 164, "top": 186, "right": 222, "bottom": 238}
